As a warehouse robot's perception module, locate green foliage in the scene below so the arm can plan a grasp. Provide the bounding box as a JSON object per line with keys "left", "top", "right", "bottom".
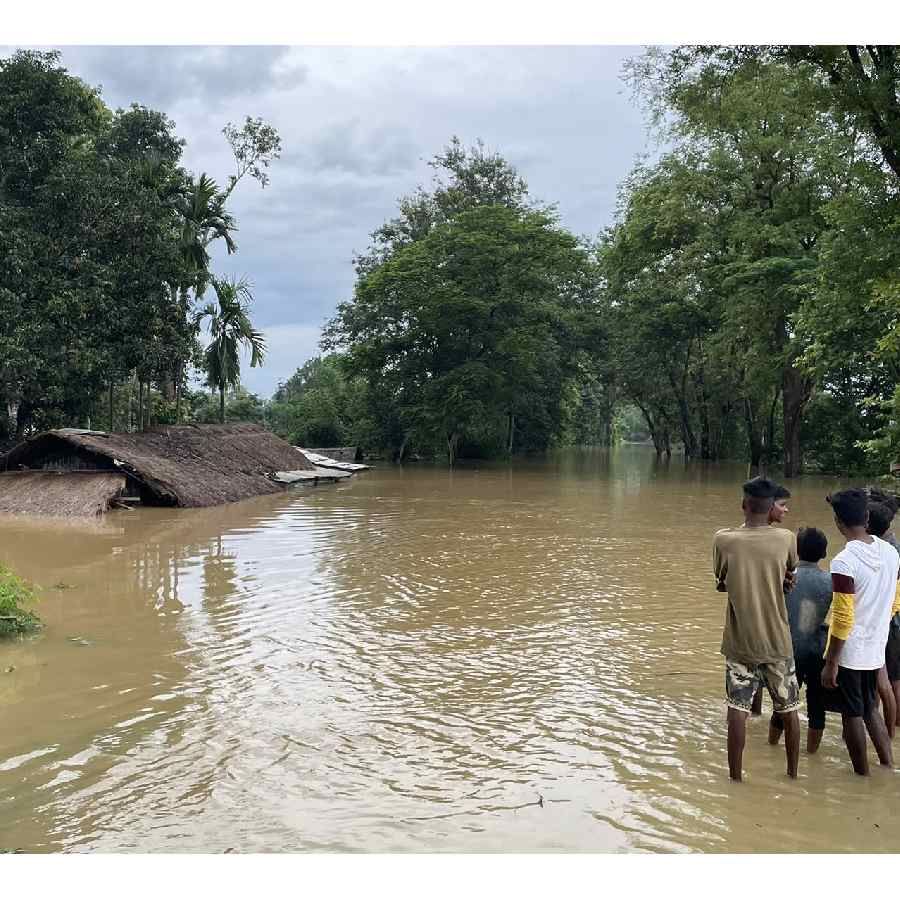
{"left": 189, "top": 385, "right": 267, "bottom": 425}
{"left": 327, "top": 196, "right": 598, "bottom": 464}
{"left": 197, "top": 277, "right": 267, "bottom": 423}
{"left": 0, "top": 49, "right": 279, "bottom": 438}
{"left": 270, "top": 356, "right": 351, "bottom": 447}
{"left": 609, "top": 47, "right": 900, "bottom": 475}
{"left": 0, "top": 564, "right": 41, "bottom": 638}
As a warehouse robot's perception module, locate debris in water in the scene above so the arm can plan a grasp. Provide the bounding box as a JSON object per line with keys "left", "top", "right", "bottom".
{"left": 54, "top": 582, "right": 75, "bottom": 590}
{"left": 4, "top": 666, "right": 14, "bottom": 674}
{"left": 67, "top": 637, "right": 93, "bottom": 646}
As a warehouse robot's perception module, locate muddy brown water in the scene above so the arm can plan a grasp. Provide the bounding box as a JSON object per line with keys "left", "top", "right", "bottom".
{"left": 1, "top": 447, "right": 898, "bottom": 852}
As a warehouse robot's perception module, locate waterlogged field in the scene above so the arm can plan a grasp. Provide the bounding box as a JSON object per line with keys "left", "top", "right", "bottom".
{"left": 1, "top": 448, "right": 896, "bottom": 852}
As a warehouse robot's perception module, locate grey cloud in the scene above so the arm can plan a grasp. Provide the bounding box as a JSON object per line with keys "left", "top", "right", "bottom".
{"left": 57, "top": 45, "right": 308, "bottom": 111}
{"left": 286, "top": 118, "right": 419, "bottom": 178}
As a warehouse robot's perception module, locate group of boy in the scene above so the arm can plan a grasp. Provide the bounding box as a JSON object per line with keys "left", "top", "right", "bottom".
{"left": 713, "top": 478, "right": 900, "bottom": 780}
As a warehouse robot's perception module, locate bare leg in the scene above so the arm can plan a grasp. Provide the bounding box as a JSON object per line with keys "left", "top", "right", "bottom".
{"left": 893, "top": 681, "right": 900, "bottom": 728}
{"left": 807, "top": 728, "right": 824, "bottom": 754}
{"left": 781, "top": 710, "right": 800, "bottom": 778}
{"left": 842, "top": 715, "right": 869, "bottom": 775}
{"left": 864, "top": 707, "right": 894, "bottom": 767}
{"left": 877, "top": 667, "right": 896, "bottom": 740}
{"left": 727, "top": 707, "right": 749, "bottom": 781}
{"left": 751, "top": 687, "right": 763, "bottom": 717}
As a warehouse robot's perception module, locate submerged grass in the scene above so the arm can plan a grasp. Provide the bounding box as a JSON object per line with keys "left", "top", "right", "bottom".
{"left": 0, "top": 563, "right": 41, "bottom": 637}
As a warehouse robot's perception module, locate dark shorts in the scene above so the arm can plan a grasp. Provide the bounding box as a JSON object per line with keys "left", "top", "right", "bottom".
{"left": 771, "top": 653, "right": 826, "bottom": 731}
{"left": 886, "top": 620, "right": 900, "bottom": 683}
{"left": 821, "top": 667, "right": 879, "bottom": 719}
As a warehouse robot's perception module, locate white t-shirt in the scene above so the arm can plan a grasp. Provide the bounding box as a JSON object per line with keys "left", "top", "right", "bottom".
{"left": 831, "top": 536, "right": 900, "bottom": 670}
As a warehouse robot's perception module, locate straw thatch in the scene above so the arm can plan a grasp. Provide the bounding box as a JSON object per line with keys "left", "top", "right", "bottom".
{"left": 0, "top": 424, "right": 318, "bottom": 509}
{"left": 0, "top": 471, "right": 127, "bottom": 517}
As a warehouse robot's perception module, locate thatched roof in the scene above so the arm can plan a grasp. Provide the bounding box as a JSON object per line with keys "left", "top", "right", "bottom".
{"left": 0, "top": 471, "right": 127, "bottom": 517}
{"left": 0, "top": 424, "right": 317, "bottom": 509}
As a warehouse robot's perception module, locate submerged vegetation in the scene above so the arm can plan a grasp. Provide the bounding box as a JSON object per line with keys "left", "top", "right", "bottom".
{"left": 0, "top": 564, "right": 41, "bottom": 637}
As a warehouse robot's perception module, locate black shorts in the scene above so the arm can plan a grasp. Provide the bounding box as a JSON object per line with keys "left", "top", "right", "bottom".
{"left": 821, "top": 666, "right": 879, "bottom": 719}
{"left": 770, "top": 654, "right": 826, "bottom": 731}
{"left": 886, "top": 620, "right": 900, "bottom": 683}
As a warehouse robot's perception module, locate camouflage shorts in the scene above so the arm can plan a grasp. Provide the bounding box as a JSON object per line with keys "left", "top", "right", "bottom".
{"left": 725, "top": 657, "right": 800, "bottom": 714}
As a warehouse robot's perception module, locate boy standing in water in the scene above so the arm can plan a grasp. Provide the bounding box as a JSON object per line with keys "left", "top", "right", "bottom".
{"left": 821, "top": 489, "right": 899, "bottom": 775}
{"left": 868, "top": 499, "right": 900, "bottom": 732}
{"left": 714, "top": 478, "right": 801, "bottom": 781}
{"left": 751, "top": 483, "right": 793, "bottom": 716}
{"left": 767, "top": 527, "right": 831, "bottom": 753}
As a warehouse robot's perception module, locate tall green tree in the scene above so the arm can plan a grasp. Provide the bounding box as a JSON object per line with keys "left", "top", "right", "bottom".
{"left": 197, "top": 277, "right": 267, "bottom": 423}
{"left": 326, "top": 202, "right": 596, "bottom": 464}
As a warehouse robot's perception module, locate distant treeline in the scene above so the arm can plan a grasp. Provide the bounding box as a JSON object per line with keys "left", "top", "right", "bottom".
{"left": 5, "top": 48, "right": 900, "bottom": 476}
{"left": 302, "top": 48, "right": 900, "bottom": 474}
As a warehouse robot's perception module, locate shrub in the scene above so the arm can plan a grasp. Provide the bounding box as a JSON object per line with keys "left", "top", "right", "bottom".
{"left": 0, "top": 564, "right": 41, "bottom": 637}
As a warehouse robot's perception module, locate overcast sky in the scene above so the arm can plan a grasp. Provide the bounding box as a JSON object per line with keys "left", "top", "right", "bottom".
{"left": 22, "top": 46, "right": 655, "bottom": 396}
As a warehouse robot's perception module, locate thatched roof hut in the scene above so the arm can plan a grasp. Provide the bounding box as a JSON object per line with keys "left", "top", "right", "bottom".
{"left": 0, "top": 471, "right": 128, "bottom": 517}
{"left": 0, "top": 424, "right": 321, "bottom": 512}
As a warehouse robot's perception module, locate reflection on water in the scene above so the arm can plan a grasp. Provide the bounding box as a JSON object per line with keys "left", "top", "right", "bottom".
{"left": 0, "top": 447, "right": 897, "bottom": 852}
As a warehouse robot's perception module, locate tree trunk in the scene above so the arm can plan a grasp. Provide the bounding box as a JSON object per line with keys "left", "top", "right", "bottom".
{"left": 783, "top": 364, "right": 812, "bottom": 478}
{"left": 108, "top": 378, "right": 115, "bottom": 432}
{"left": 447, "top": 432, "right": 459, "bottom": 467}
{"left": 667, "top": 362, "right": 697, "bottom": 458}
{"left": 507, "top": 412, "right": 515, "bottom": 456}
{"left": 744, "top": 397, "right": 763, "bottom": 471}
{"left": 219, "top": 385, "right": 226, "bottom": 423}
{"left": 14, "top": 401, "right": 32, "bottom": 441}
{"left": 396, "top": 432, "right": 409, "bottom": 464}
{"left": 694, "top": 351, "right": 713, "bottom": 459}
{"left": 635, "top": 402, "right": 662, "bottom": 456}
{"left": 174, "top": 360, "right": 183, "bottom": 423}
{"left": 764, "top": 387, "right": 779, "bottom": 465}
{"left": 138, "top": 381, "right": 145, "bottom": 432}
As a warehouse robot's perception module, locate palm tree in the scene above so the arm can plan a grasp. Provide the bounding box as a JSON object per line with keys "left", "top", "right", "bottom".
{"left": 169, "top": 174, "right": 238, "bottom": 420}
{"left": 197, "top": 277, "right": 266, "bottom": 423}
{"left": 173, "top": 173, "right": 238, "bottom": 294}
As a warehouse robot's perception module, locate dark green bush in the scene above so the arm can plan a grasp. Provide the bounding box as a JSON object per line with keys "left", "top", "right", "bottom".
{"left": 0, "top": 564, "right": 41, "bottom": 637}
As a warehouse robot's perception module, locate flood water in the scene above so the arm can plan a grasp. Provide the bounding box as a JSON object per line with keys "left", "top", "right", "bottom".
{"left": 1, "top": 447, "right": 898, "bottom": 853}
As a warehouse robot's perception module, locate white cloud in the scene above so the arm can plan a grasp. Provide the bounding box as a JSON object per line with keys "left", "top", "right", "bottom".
{"left": 239, "top": 323, "right": 324, "bottom": 397}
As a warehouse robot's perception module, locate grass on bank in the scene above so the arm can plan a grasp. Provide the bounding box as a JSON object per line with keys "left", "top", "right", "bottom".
{"left": 0, "top": 563, "right": 41, "bottom": 637}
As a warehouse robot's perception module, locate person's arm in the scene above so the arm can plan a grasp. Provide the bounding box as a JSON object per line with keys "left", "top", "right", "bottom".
{"left": 893, "top": 565, "right": 900, "bottom": 618}
{"left": 784, "top": 532, "right": 799, "bottom": 592}
{"left": 714, "top": 536, "right": 727, "bottom": 592}
{"left": 822, "top": 571, "right": 855, "bottom": 689}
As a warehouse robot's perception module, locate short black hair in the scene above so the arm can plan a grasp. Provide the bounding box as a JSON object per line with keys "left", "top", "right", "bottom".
{"left": 774, "top": 485, "right": 791, "bottom": 500}
{"left": 797, "top": 526, "right": 827, "bottom": 562}
{"left": 868, "top": 487, "right": 899, "bottom": 516}
{"left": 867, "top": 501, "right": 895, "bottom": 538}
{"left": 828, "top": 488, "right": 869, "bottom": 528}
{"left": 743, "top": 477, "right": 777, "bottom": 514}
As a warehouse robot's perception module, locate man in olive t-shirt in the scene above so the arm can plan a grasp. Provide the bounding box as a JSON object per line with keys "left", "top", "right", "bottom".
{"left": 713, "top": 477, "right": 801, "bottom": 781}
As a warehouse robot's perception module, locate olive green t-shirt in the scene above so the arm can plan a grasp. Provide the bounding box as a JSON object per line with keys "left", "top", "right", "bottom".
{"left": 714, "top": 526, "right": 799, "bottom": 665}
